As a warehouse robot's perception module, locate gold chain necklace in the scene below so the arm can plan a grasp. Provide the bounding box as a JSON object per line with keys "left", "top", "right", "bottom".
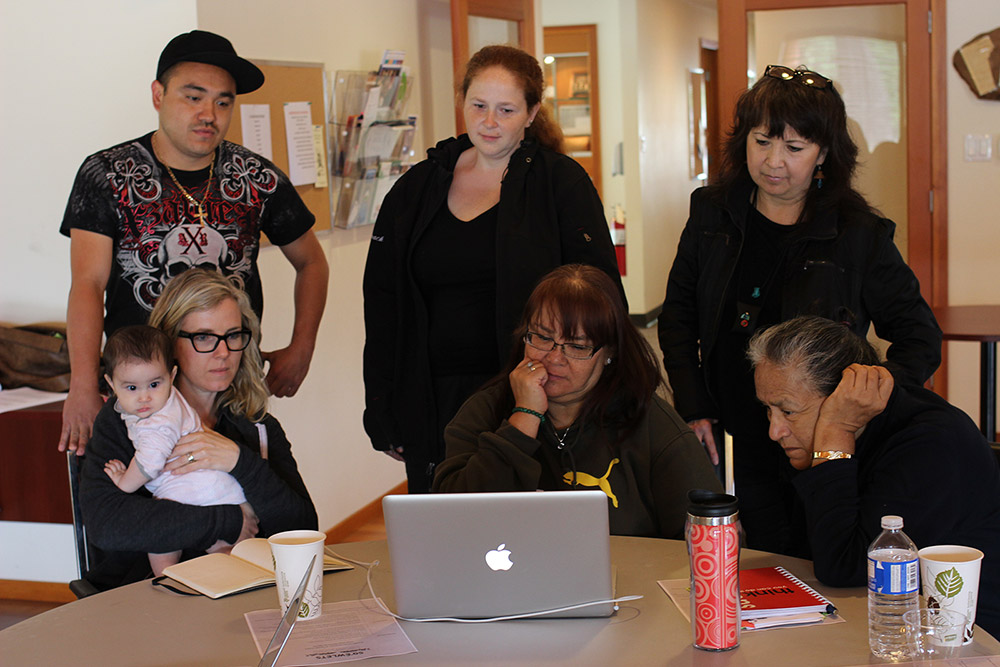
{"left": 153, "top": 132, "right": 215, "bottom": 226}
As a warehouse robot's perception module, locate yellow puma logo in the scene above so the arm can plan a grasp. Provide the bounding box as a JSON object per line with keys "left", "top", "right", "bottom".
{"left": 565, "top": 458, "right": 620, "bottom": 507}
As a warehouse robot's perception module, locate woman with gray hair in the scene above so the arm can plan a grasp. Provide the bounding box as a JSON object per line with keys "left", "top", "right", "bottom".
{"left": 746, "top": 316, "right": 1000, "bottom": 638}
{"left": 748, "top": 314, "right": 881, "bottom": 395}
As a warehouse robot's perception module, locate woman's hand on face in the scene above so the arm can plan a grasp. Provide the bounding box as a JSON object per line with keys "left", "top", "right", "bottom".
{"left": 510, "top": 356, "right": 549, "bottom": 415}
{"left": 164, "top": 429, "right": 242, "bottom": 475}
{"left": 816, "top": 364, "right": 893, "bottom": 441}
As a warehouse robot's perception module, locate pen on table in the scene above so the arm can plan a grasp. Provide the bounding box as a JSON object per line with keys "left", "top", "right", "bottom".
{"left": 825, "top": 603, "right": 839, "bottom": 616}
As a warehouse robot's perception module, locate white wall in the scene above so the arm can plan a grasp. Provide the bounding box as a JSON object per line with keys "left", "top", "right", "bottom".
{"left": 0, "top": 0, "right": 196, "bottom": 320}
{"left": 632, "top": 0, "right": 717, "bottom": 314}
{"left": 0, "top": 0, "right": 199, "bottom": 582}
{"left": 945, "top": 1, "right": 1000, "bottom": 424}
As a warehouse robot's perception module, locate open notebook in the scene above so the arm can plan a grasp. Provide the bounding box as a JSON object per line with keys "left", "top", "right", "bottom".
{"left": 161, "top": 538, "right": 350, "bottom": 598}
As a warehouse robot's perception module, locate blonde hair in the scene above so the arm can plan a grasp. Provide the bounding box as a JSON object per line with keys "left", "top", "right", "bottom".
{"left": 148, "top": 269, "right": 268, "bottom": 420}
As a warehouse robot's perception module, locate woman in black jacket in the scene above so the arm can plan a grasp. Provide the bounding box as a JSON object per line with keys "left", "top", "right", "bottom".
{"left": 658, "top": 65, "right": 941, "bottom": 555}
{"left": 80, "top": 269, "right": 317, "bottom": 590}
{"left": 363, "top": 45, "right": 622, "bottom": 492}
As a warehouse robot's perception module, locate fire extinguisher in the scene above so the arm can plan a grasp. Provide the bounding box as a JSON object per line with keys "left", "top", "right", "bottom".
{"left": 611, "top": 204, "right": 626, "bottom": 276}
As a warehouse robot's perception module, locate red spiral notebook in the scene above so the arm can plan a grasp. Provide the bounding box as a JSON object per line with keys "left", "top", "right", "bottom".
{"left": 740, "top": 566, "right": 835, "bottom": 619}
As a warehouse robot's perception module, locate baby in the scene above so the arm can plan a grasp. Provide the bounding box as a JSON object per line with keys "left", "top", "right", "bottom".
{"left": 102, "top": 324, "right": 249, "bottom": 576}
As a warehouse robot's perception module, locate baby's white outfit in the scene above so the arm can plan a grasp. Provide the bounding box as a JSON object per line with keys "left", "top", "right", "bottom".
{"left": 119, "top": 387, "right": 246, "bottom": 506}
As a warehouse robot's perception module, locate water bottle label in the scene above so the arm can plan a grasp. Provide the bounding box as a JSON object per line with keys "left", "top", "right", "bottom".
{"left": 867, "top": 557, "right": 919, "bottom": 594}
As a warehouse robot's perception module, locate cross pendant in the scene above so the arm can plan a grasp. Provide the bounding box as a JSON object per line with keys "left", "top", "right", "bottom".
{"left": 194, "top": 205, "right": 208, "bottom": 226}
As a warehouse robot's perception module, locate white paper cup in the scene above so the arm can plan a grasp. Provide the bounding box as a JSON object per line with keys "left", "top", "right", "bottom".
{"left": 918, "top": 545, "right": 984, "bottom": 644}
{"left": 268, "top": 529, "right": 325, "bottom": 620}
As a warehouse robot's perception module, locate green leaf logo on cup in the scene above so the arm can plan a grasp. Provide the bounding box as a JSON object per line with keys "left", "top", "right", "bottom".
{"left": 932, "top": 567, "right": 964, "bottom": 602}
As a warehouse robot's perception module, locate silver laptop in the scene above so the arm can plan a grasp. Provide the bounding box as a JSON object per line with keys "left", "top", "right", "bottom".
{"left": 383, "top": 490, "right": 614, "bottom": 619}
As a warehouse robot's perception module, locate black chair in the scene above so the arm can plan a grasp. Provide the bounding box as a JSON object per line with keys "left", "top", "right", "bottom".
{"left": 992, "top": 443, "right": 1000, "bottom": 469}
{"left": 66, "top": 452, "right": 99, "bottom": 599}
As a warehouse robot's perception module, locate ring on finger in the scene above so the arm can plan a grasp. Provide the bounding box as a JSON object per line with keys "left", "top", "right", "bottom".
{"left": 187, "top": 453, "right": 196, "bottom": 463}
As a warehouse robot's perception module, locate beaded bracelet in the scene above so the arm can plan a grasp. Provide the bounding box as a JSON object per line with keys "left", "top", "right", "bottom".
{"left": 512, "top": 406, "right": 546, "bottom": 423}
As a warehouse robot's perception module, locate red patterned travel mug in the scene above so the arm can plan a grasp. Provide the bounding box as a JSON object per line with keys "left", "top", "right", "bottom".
{"left": 686, "top": 489, "right": 741, "bottom": 651}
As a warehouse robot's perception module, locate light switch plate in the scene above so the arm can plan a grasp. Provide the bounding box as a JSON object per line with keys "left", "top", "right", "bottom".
{"left": 964, "top": 134, "right": 993, "bottom": 161}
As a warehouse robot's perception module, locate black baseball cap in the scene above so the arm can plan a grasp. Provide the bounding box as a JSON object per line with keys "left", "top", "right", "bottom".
{"left": 156, "top": 30, "right": 264, "bottom": 94}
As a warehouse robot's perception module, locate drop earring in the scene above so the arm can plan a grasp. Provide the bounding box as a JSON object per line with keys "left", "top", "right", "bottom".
{"left": 813, "top": 163, "right": 825, "bottom": 189}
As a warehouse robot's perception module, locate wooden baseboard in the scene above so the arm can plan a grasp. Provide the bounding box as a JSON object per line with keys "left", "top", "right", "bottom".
{"left": 324, "top": 480, "right": 407, "bottom": 544}
{"left": 0, "top": 579, "right": 76, "bottom": 603}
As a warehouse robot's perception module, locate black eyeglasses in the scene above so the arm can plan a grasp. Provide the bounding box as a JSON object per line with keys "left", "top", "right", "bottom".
{"left": 524, "top": 332, "right": 601, "bottom": 360}
{"left": 763, "top": 64, "right": 831, "bottom": 89}
{"left": 178, "top": 330, "right": 252, "bottom": 353}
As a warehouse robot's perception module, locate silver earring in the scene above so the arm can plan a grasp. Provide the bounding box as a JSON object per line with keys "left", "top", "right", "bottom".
{"left": 605, "top": 357, "right": 612, "bottom": 365}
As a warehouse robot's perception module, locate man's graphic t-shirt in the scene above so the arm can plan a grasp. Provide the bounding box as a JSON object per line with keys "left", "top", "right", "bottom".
{"left": 61, "top": 132, "right": 315, "bottom": 335}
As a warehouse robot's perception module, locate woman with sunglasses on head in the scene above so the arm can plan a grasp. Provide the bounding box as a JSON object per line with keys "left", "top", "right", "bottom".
{"left": 79, "top": 269, "right": 317, "bottom": 591}
{"left": 434, "top": 265, "right": 720, "bottom": 539}
{"left": 658, "top": 65, "right": 941, "bottom": 555}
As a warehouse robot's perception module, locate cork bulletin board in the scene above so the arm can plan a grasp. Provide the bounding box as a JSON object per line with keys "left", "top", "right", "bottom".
{"left": 225, "top": 60, "right": 332, "bottom": 239}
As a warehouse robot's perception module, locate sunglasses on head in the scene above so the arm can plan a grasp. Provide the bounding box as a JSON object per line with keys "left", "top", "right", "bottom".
{"left": 763, "top": 64, "right": 831, "bottom": 89}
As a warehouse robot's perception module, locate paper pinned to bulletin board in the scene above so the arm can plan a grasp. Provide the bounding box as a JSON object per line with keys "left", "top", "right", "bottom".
{"left": 225, "top": 60, "right": 332, "bottom": 241}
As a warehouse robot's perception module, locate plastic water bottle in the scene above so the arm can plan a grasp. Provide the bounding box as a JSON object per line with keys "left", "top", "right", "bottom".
{"left": 868, "top": 515, "right": 920, "bottom": 660}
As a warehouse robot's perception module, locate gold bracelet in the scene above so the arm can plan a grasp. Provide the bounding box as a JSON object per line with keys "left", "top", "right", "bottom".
{"left": 812, "top": 450, "right": 852, "bottom": 461}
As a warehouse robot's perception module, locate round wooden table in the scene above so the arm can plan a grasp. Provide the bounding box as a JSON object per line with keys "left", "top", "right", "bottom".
{"left": 2, "top": 537, "right": 998, "bottom": 666}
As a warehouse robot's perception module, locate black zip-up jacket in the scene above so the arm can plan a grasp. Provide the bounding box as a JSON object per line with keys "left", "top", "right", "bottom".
{"left": 363, "top": 135, "right": 624, "bottom": 456}
{"left": 659, "top": 171, "right": 941, "bottom": 423}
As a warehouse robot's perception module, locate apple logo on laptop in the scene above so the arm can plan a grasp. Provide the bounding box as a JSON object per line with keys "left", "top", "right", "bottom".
{"left": 485, "top": 544, "right": 513, "bottom": 571}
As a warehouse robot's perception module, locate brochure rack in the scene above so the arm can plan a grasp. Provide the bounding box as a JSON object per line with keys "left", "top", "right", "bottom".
{"left": 331, "top": 68, "right": 416, "bottom": 228}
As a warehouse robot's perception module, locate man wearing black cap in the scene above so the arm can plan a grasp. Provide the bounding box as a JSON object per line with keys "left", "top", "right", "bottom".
{"left": 59, "top": 30, "right": 329, "bottom": 455}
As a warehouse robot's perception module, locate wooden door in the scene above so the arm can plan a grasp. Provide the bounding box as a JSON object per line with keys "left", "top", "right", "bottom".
{"left": 543, "top": 25, "right": 602, "bottom": 193}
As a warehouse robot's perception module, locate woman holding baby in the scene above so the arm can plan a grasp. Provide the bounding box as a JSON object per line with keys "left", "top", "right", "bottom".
{"left": 80, "top": 269, "right": 317, "bottom": 590}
